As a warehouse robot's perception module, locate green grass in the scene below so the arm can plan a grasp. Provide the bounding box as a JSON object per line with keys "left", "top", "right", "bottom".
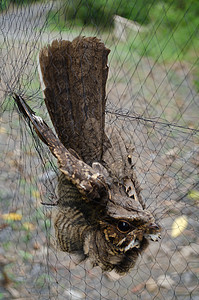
{"left": 19, "top": 250, "right": 34, "bottom": 261}
{"left": 46, "top": 2, "right": 198, "bottom": 63}
{"left": 35, "top": 274, "right": 53, "bottom": 288}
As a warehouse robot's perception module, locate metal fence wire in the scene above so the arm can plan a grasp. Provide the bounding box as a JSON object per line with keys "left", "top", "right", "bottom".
{"left": 0, "top": 0, "right": 199, "bottom": 299}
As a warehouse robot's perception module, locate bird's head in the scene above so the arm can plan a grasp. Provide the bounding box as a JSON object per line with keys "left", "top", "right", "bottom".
{"left": 99, "top": 193, "right": 161, "bottom": 253}
{"left": 100, "top": 217, "right": 161, "bottom": 254}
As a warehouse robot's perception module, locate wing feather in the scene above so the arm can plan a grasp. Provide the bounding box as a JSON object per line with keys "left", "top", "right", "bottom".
{"left": 13, "top": 94, "right": 107, "bottom": 199}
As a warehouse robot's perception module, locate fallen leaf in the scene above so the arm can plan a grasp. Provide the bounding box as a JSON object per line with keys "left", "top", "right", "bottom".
{"left": 171, "top": 215, "right": 188, "bottom": 238}
{"left": 145, "top": 278, "right": 158, "bottom": 293}
{"left": 23, "top": 222, "right": 35, "bottom": 231}
{"left": 188, "top": 190, "right": 199, "bottom": 201}
{"left": 2, "top": 213, "right": 22, "bottom": 221}
{"left": 157, "top": 275, "right": 175, "bottom": 289}
{"left": 31, "top": 190, "right": 40, "bottom": 199}
{"left": 132, "top": 283, "right": 144, "bottom": 293}
{"left": 33, "top": 242, "right": 41, "bottom": 250}
{"left": 0, "top": 127, "right": 6, "bottom": 134}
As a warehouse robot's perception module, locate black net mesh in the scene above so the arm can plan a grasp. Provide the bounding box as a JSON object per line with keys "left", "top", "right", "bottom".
{"left": 0, "top": 0, "right": 199, "bottom": 299}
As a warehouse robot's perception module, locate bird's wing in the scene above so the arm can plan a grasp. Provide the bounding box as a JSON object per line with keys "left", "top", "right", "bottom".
{"left": 102, "top": 126, "right": 145, "bottom": 209}
{"left": 13, "top": 94, "right": 107, "bottom": 200}
{"left": 38, "top": 37, "right": 111, "bottom": 165}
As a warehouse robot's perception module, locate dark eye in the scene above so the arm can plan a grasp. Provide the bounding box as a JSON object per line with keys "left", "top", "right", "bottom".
{"left": 117, "top": 220, "right": 131, "bottom": 233}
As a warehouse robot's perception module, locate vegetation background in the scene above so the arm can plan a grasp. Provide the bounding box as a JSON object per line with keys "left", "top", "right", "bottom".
{"left": 2, "top": 0, "right": 197, "bottom": 86}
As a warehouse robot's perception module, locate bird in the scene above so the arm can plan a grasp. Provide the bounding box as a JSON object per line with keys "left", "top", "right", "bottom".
{"left": 13, "top": 36, "right": 161, "bottom": 276}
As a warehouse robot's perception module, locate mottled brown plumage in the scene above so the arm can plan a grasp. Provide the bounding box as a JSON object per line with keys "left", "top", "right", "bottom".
{"left": 13, "top": 37, "right": 161, "bottom": 276}
{"left": 38, "top": 37, "right": 110, "bottom": 165}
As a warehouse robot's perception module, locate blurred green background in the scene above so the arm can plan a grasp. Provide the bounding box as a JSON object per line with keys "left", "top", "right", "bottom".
{"left": 1, "top": 0, "right": 198, "bottom": 88}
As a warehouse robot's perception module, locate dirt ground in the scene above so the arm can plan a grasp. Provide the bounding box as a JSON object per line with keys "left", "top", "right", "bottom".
{"left": 0, "top": 3, "right": 199, "bottom": 300}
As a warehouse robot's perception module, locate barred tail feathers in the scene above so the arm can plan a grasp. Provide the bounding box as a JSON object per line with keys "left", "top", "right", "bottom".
{"left": 38, "top": 37, "right": 111, "bottom": 165}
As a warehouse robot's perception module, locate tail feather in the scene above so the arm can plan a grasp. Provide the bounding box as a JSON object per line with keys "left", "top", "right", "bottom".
{"left": 38, "top": 37, "right": 111, "bottom": 165}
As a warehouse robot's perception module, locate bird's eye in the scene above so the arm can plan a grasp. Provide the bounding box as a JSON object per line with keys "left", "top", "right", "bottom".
{"left": 117, "top": 220, "right": 131, "bottom": 233}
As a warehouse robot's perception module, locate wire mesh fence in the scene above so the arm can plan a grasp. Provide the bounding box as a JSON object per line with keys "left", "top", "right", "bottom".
{"left": 0, "top": 0, "right": 199, "bottom": 299}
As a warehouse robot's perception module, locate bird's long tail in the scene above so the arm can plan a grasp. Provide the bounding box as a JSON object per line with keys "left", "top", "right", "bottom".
{"left": 38, "top": 37, "right": 111, "bottom": 165}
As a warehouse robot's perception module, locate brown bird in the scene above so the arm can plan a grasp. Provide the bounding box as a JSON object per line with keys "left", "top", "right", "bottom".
{"left": 13, "top": 37, "right": 161, "bottom": 276}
